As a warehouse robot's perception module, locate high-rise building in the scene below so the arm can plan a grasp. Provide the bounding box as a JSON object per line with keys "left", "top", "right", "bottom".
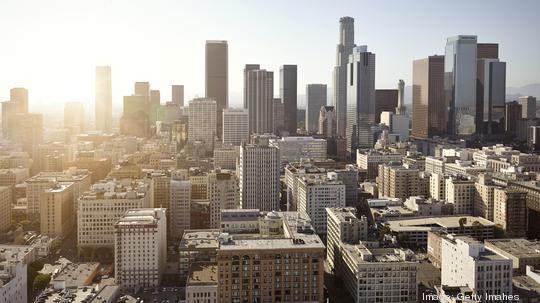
{"left": 305, "top": 84, "right": 327, "bottom": 133}
{"left": 518, "top": 96, "right": 537, "bottom": 119}
{"left": 207, "top": 170, "right": 238, "bottom": 229}
{"left": 239, "top": 142, "right": 280, "bottom": 211}
{"left": 114, "top": 208, "right": 167, "bottom": 291}
{"left": 40, "top": 182, "right": 74, "bottom": 238}
{"left": 95, "top": 66, "right": 112, "bottom": 132}
{"left": 280, "top": 65, "right": 297, "bottom": 134}
{"left": 244, "top": 66, "right": 274, "bottom": 134}
{"left": 10, "top": 87, "right": 28, "bottom": 113}
{"left": 269, "top": 136, "right": 327, "bottom": 164}
{"left": 134, "top": 81, "right": 150, "bottom": 97}
{"left": 441, "top": 235, "right": 512, "bottom": 298}
{"left": 0, "top": 245, "right": 35, "bottom": 303}
{"left": 374, "top": 89, "right": 398, "bottom": 123}
{"left": 376, "top": 163, "right": 428, "bottom": 201}
{"left": 476, "top": 43, "right": 506, "bottom": 135}
{"left": 296, "top": 174, "right": 345, "bottom": 234}
{"left": 64, "top": 102, "right": 85, "bottom": 136}
{"left": 412, "top": 56, "right": 446, "bottom": 138}
{"left": 170, "top": 172, "right": 191, "bottom": 240}
{"left": 445, "top": 35, "right": 478, "bottom": 136}
{"left": 188, "top": 98, "right": 217, "bottom": 151}
{"left": 172, "top": 84, "right": 184, "bottom": 106}
{"left": 494, "top": 187, "right": 527, "bottom": 238}
{"left": 8, "top": 113, "right": 43, "bottom": 158}
{"left": 333, "top": 16, "right": 356, "bottom": 138}
{"left": 505, "top": 101, "right": 522, "bottom": 135}
{"left": 346, "top": 46, "right": 376, "bottom": 154}
{"left": 121, "top": 95, "right": 150, "bottom": 137}
{"left": 273, "top": 98, "right": 284, "bottom": 135}
{"left": 0, "top": 186, "right": 11, "bottom": 233}
{"left": 214, "top": 145, "right": 239, "bottom": 170}
{"left": 222, "top": 108, "right": 249, "bottom": 146}
{"left": 205, "top": 40, "right": 228, "bottom": 138}
{"left": 318, "top": 106, "right": 336, "bottom": 138}
{"left": 446, "top": 175, "right": 475, "bottom": 215}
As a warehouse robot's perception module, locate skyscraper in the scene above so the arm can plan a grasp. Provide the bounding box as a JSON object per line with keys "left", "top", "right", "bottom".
{"left": 188, "top": 98, "right": 217, "bottom": 151}
{"left": 10, "top": 87, "right": 28, "bottom": 113}
{"left": 305, "top": 84, "right": 327, "bottom": 133}
{"left": 244, "top": 66, "right": 274, "bottom": 134}
{"left": 239, "top": 142, "right": 280, "bottom": 211}
{"left": 445, "top": 35, "right": 478, "bottom": 136}
{"left": 319, "top": 106, "right": 336, "bottom": 138}
{"left": 222, "top": 108, "right": 249, "bottom": 146}
{"left": 120, "top": 95, "right": 150, "bottom": 137}
{"left": 412, "top": 55, "right": 446, "bottom": 139}
{"left": 280, "top": 64, "right": 297, "bottom": 134}
{"left": 64, "top": 102, "right": 85, "bottom": 135}
{"left": 172, "top": 85, "right": 184, "bottom": 106}
{"left": 518, "top": 96, "right": 537, "bottom": 119}
{"left": 205, "top": 40, "right": 228, "bottom": 139}
{"left": 273, "top": 98, "right": 284, "bottom": 135}
{"left": 346, "top": 46, "right": 375, "bottom": 154}
{"left": 95, "top": 66, "right": 112, "bottom": 132}
{"left": 333, "top": 16, "right": 356, "bottom": 138}
{"left": 374, "top": 89, "right": 398, "bottom": 123}
{"left": 134, "top": 81, "right": 150, "bottom": 97}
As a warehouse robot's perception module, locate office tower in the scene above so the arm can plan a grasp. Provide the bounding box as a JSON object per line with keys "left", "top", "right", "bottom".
{"left": 505, "top": 101, "right": 522, "bottom": 134}
{"left": 8, "top": 113, "right": 43, "bottom": 157}
{"left": 114, "top": 208, "right": 167, "bottom": 291}
{"left": 445, "top": 35, "right": 478, "bottom": 136}
{"left": 188, "top": 98, "right": 217, "bottom": 150}
{"left": 222, "top": 108, "right": 249, "bottom": 146}
{"left": 239, "top": 142, "right": 280, "bottom": 211}
{"left": 217, "top": 210, "right": 325, "bottom": 303}
{"left": 77, "top": 179, "right": 151, "bottom": 255}
{"left": 205, "top": 40, "right": 228, "bottom": 138}
{"left": 326, "top": 207, "right": 368, "bottom": 270}
{"left": 396, "top": 79, "right": 406, "bottom": 115}
{"left": 269, "top": 136, "right": 327, "bottom": 163}
{"left": 40, "top": 182, "right": 74, "bottom": 238}
{"left": 518, "top": 96, "right": 537, "bottom": 119}
{"left": 476, "top": 44, "right": 506, "bottom": 135}
{"left": 214, "top": 145, "right": 239, "bottom": 170}
{"left": 134, "top": 81, "right": 150, "bottom": 97}
{"left": 172, "top": 85, "right": 184, "bottom": 106}
{"left": 170, "top": 175, "right": 191, "bottom": 240}
{"left": 374, "top": 89, "right": 398, "bottom": 123}
{"left": 150, "top": 89, "right": 160, "bottom": 104}
{"left": 346, "top": 46, "right": 376, "bottom": 153}
{"left": 441, "top": 235, "right": 512, "bottom": 298}
{"left": 10, "top": 87, "right": 28, "bottom": 113}
{"left": 95, "top": 66, "right": 112, "bottom": 132}
{"left": 333, "top": 16, "right": 356, "bottom": 137}
{"left": 273, "top": 98, "right": 284, "bottom": 135}
{"left": 318, "top": 106, "right": 336, "bottom": 138}
{"left": 244, "top": 66, "right": 274, "bottom": 134}
{"left": 493, "top": 188, "right": 527, "bottom": 238}
{"left": 296, "top": 174, "right": 345, "bottom": 234}
{"left": 64, "top": 102, "right": 85, "bottom": 135}
{"left": 0, "top": 186, "right": 11, "bottom": 233}
{"left": 280, "top": 64, "right": 297, "bottom": 134}
{"left": 305, "top": 84, "right": 327, "bottom": 133}
{"left": 120, "top": 95, "right": 150, "bottom": 137}
{"left": 412, "top": 55, "right": 446, "bottom": 138}
{"left": 1, "top": 101, "right": 17, "bottom": 137}
{"left": 208, "top": 170, "right": 238, "bottom": 229}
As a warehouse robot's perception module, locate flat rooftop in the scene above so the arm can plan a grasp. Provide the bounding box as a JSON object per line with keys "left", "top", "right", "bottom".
{"left": 53, "top": 262, "right": 100, "bottom": 288}
{"left": 485, "top": 238, "right": 540, "bottom": 258}
{"left": 187, "top": 263, "right": 217, "bottom": 286}
{"left": 179, "top": 229, "right": 220, "bottom": 250}
{"left": 386, "top": 215, "right": 495, "bottom": 232}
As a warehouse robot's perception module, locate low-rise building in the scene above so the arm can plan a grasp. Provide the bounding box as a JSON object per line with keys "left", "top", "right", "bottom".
{"left": 485, "top": 239, "right": 540, "bottom": 275}
{"left": 186, "top": 263, "right": 218, "bottom": 303}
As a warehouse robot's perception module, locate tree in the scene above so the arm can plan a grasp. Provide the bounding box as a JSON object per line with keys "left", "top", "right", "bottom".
{"left": 33, "top": 273, "right": 51, "bottom": 292}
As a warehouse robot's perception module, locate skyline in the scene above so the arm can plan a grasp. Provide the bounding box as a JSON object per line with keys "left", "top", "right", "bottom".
{"left": 1, "top": 0, "right": 539, "bottom": 112}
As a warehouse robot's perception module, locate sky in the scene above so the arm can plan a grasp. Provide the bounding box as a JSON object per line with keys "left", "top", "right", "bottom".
{"left": 1, "top": 0, "right": 539, "bottom": 114}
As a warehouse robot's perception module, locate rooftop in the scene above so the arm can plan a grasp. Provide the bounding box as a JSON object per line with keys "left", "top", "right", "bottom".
{"left": 179, "top": 229, "right": 221, "bottom": 250}
{"left": 485, "top": 238, "right": 540, "bottom": 259}
{"left": 386, "top": 215, "right": 495, "bottom": 232}
{"left": 187, "top": 263, "right": 218, "bottom": 286}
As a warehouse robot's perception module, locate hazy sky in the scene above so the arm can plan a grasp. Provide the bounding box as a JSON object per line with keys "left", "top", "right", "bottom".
{"left": 1, "top": 0, "right": 539, "bottom": 112}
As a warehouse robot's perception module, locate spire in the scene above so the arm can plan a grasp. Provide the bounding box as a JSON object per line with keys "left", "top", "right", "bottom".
{"left": 396, "top": 79, "right": 406, "bottom": 115}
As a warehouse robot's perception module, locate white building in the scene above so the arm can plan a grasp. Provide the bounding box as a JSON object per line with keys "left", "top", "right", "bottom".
{"left": 269, "top": 136, "right": 327, "bottom": 164}
{"left": 380, "top": 111, "right": 410, "bottom": 142}
{"left": 207, "top": 170, "right": 239, "bottom": 229}
{"left": 188, "top": 98, "right": 217, "bottom": 150}
{"left": 77, "top": 179, "right": 151, "bottom": 253}
{"left": 114, "top": 208, "right": 167, "bottom": 291}
{"left": 239, "top": 143, "right": 280, "bottom": 211}
{"left": 296, "top": 174, "right": 345, "bottom": 234}
{"left": 441, "top": 235, "right": 512, "bottom": 299}
{"left": 222, "top": 108, "right": 249, "bottom": 146}
{"left": 446, "top": 176, "right": 475, "bottom": 215}
{"left": 326, "top": 207, "right": 368, "bottom": 271}
{"left": 430, "top": 173, "right": 446, "bottom": 200}
{"left": 0, "top": 245, "right": 35, "bottom": 303}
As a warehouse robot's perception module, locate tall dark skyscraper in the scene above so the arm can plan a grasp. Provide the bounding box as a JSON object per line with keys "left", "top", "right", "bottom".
{"left": 476, "top": 43, "right": 506, "bottom": 135}
{"left": 95, "top": 66, "right": 112, "bottom": 133}
{"left": 445, "top": 35, "right": 478, "bottom": 136}
{"left": 374, "top": 89, "right": 398, "bottom": 124}
{"left": 305, "top": 84, "right": 327, "bottom": 133}
{"left": 346, "top": 46, "right": 375, "bottom": 154}
{"left": 333, "top": 17, "right": 356, "bottom": 138}
{"left": 280, "top": 65, "right": 297, "bottom": 135}
{"left": 244, "top": 65, "right": 274, "bottom": 134}
{"left": 205, "top": 40, "right": 228, "bottom": 139}
{"left": 412, "top": 55, "right": 446, "bottom": 139}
